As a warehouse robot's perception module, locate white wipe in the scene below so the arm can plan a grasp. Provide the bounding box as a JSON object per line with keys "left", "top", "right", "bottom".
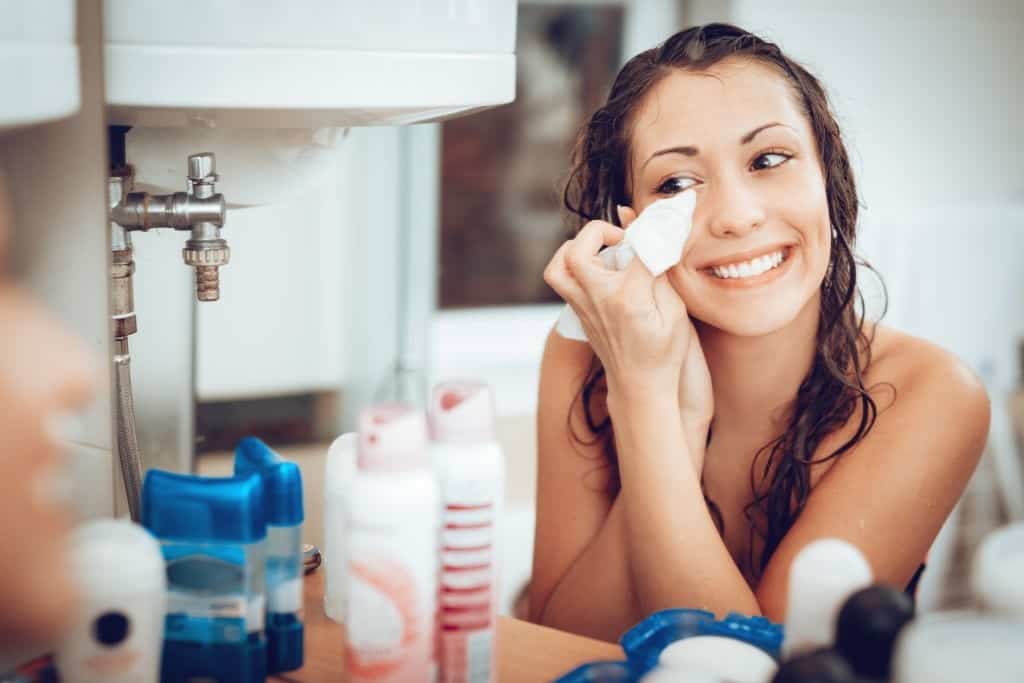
{"left": 555, "top": 190, "right": 697, "bottom": 342}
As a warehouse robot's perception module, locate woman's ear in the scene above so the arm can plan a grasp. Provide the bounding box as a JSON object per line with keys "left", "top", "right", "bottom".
{"left": 616, "top": 205, "right": 639, "bottom": 229}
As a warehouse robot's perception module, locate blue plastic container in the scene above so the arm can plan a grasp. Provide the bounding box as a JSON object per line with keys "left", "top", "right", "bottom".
{"left": 554, "top": 660, "right": 638, "bottom": 683}
{"left": 621, "top": 609, "right": 784, "bottom": 676}
{"left": 142, "top": 469, "right": 268, "bottom": 683}
{"left": 234, "top": 437, "right": 305, "bottom": 673}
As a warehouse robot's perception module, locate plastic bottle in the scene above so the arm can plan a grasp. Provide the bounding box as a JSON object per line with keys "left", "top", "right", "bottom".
{"left": 234, "top": 436, "right": 305, "bottom": 673}
{"left": 430, "top": 381, "right": 505, "bottom": 683}
{"left": 834, "top": 585, "right": 914, "bottom": 680}
{"left": 55, "top": 519, "right": 166, "bottom": 683}
{"left": 782, "top": 539, "right": 872, "bottom": 658}
{"left": 971, "top": 521, "right": 1024, "bottom": 616}
{"left": 771, "top": 649, "right": 858, "bottom": 683}
{"left": 346, "top": 403, "right": 440, "bottom": 683}
{"left": 892, "top": 613, "right": 1024, "bottom": 683}
{"left": 142, "top": 469, "right": 268, "bottom": 682}
{"left": 323, "top": 432, "right": 358, "bottom": 623}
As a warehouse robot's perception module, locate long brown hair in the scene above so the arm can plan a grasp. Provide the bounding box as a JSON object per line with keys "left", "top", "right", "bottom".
{"left": 563, "top": 23, "right": 883, "bottom": 577}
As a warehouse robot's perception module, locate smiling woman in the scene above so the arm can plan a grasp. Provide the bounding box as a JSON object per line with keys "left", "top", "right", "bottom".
{"left": 530, "top": 24, "right": 991, "bottom": 641}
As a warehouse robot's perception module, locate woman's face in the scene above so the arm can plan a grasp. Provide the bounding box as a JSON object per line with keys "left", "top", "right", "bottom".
{"left": 0, "top": 181, "right": 94, "bottom": 646}
{"left": 628, "top": 57, "right": 832, "bottom": 337}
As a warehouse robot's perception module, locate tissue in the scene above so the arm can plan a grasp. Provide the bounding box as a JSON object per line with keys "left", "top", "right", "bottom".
{"left": 555, "top": 191, "right": 697, "bottom": 342}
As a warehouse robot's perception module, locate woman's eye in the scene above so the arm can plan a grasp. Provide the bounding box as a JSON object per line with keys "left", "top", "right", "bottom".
{"left": 751, "top": 152, "right": 791, "bottom": 171}
{"left": 655, "top": 176, "right": 697, "bottom": 195}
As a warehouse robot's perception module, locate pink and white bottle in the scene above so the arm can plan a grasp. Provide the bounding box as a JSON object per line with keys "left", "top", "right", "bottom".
{"left": 345, "top": 403, "right": 440, "bottom": 683}
{"left": 430, "top": 381, "right": 505, "bottom": 683}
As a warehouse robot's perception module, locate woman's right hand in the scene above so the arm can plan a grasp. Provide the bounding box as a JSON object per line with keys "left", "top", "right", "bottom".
{"left": 543, "top": 216, "right": 693, "bottom": 407}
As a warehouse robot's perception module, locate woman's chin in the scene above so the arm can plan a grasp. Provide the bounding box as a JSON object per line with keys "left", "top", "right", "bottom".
{"left": 694, "top": 297, "right": 813, "bottom": 338}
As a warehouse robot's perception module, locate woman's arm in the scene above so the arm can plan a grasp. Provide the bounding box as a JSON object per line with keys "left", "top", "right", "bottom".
{"left": 608, "top": 386, "right": 762, "bottom": 618}
{"left": 754, "top": 341, "right": 990, "bottom": 621}
{"left": 530, "top": 330, "right": 642, "bottom": 640}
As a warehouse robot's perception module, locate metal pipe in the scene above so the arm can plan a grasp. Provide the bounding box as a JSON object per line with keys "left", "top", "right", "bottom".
{"left": 113, "top": 337, "right": 144, "bottom": 522}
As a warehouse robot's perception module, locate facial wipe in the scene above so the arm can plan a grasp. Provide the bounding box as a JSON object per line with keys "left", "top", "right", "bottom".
{"left": 555, "top": 190, "right": 697, "bottom": 342}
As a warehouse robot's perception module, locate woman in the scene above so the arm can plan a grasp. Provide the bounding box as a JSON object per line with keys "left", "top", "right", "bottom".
{"left": 0, "top": 177, "right": 95, "bottom": 647}
{"left": 531, "top": 24, "right": 989, "bottom": 641}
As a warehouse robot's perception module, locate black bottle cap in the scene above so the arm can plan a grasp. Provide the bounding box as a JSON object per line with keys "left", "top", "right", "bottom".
{"left": 773, "top": 648, "right": 859, "bottom": 683}
{"left": 835, "top": 584, "right": 915, "bottom": 680}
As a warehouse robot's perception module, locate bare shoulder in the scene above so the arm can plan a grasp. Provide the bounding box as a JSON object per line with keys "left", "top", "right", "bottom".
{"left": 538, "top": 328, "right": 609, "bottom": 435}
{"left": 866, "top": 324, "right": 990, "bottom": 438}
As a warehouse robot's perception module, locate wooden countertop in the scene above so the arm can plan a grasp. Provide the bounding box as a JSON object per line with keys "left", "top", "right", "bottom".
{"left": 271, "top": 570, "right": 623, "bottom": 682}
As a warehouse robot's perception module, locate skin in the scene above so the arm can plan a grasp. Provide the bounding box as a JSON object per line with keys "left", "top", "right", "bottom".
{"left": 0, "top": 178, "right": 94, "bottom": 648}
{"left": 532, "top": 58, "right": 990, "bottom": 641}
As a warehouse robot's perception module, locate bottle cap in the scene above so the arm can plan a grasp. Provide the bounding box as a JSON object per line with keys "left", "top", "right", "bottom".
{"left": 358, "top": 402, "right": 429, "bottom": 472}
{"left": 783, "top": 538, "right": 873, "bottom": 657}
{"left": 70, "top": 519, "right": 166, "bottom": 597}
{"left": 234, "top": 436, "right": 304, "bottom": 526}
{"left": 834, "top": 584, "right": 915, "bottom": 680}
{"left": 430, "top": 381, "right": 496, "bottom": 444}
{"left": 142, "top": 468, "right": 266, "bottom": 544}
{"left": 772, "top": 648, "right": 857, "bottom": 683}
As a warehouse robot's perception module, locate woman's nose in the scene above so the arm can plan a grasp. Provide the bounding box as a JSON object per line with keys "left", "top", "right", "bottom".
{"left": 699, "top": 177, "right": 767, "bottom": 240}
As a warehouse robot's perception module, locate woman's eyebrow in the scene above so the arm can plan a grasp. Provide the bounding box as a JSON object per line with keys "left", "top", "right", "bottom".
{"left": 641, "top": 122, "right": 797, "bottom": 172}
{"left": 740, "top": 121, "right": 793, "bottom": 144}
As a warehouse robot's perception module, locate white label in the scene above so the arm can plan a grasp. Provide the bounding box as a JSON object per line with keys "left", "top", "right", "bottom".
{"left": 167, "top": 590, "right": 247, "bottom": 620}
{"left": 269, "top": 576, "right": 303, "bottom": 613}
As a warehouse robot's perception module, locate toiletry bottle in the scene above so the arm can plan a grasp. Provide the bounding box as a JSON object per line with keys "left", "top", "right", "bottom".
{"left": 834, "top": 585, "right": 915, "bottom": 681}
{"left": 142, "top": 469, "right": 268, "bottom": 683}
{"left": 55, "top": 520, "right": 166, "bottom": 683}
{"left": 771, "top": 649, "right": 858, "bottom": 683}
{"left": 782, "top": 539, "right": 872, "bottom": 658}
{"left": 323, "top": 432, "right": 358, "bottom": 623}
{"left": 971, "top": 520, "right": 1024, "bottom": 616}
{"left": 346, "top": 403, "right": 440, "bottom": 683}
{"left": 621, "top": 609, "right": 782, "bottom": 683}
{"left": 430, "top": 381, "right": 505, "bottom": 683}
{"left": 892, "top": 615, "right": 1024, "bottom": 683}
{"left": 234, "top": 436, "right": 305, "bottom": 673}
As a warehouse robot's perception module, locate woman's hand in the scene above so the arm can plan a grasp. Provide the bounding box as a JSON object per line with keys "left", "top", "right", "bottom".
{"left": 543, "top": 209, "right": 699, "bottom": 399}
{"left": 544, "top": 208, "right": 714, "bottom": 470}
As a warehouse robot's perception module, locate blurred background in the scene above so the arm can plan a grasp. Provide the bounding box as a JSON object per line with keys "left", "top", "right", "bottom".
{"left": 5, "top": 0, "right": 1022, "bottom": 618}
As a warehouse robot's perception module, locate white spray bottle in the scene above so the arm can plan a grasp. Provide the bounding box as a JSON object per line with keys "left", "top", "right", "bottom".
{"left": 345, "top": 403, "right": 440, "bottom": 683}
{"left": 430, "top": 381, "right": 505, "bottom": 683}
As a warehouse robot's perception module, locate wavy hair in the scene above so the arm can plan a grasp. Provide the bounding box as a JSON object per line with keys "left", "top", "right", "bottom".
{"left": 563, "top": 23, "right": 883, "bottom": 577}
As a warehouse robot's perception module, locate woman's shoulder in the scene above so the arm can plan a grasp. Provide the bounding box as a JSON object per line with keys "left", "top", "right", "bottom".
{"left": 865, "top": 324, "right": 990, "bottom": 435}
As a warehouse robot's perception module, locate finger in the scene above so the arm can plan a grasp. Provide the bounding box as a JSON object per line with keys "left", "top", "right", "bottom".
{"left": 544, "top": 240, "right": 587, "bottom": 304}
{"left": 565, "top": 221, "right": 625, "bottom": 280}
{"left": 652, "top": 272, "right": 686, "bottom": 320}
{"left": 616, "top": 204, "right": 639, "bottom": 230}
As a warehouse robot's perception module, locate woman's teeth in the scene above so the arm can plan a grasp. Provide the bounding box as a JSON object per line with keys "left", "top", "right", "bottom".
{"left": 711, "top": 249, "right": 786, "bottom": 279}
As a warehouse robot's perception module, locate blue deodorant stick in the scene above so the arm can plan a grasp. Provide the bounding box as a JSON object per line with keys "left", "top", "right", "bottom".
{"left": 234, "top": 437, "right": 305, "bottom": 673}
{"left": 142, "top": 469, "right": 268, "bottom": 683}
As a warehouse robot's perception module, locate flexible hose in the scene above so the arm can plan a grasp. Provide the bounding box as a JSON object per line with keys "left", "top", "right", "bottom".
{"left": 113, "top": 338, "right": 144, "bottom": 522}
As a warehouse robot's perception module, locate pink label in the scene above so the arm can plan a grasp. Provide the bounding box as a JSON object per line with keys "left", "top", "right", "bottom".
{"left": 346, "top": 558, "right": 433, "bottom": 683}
